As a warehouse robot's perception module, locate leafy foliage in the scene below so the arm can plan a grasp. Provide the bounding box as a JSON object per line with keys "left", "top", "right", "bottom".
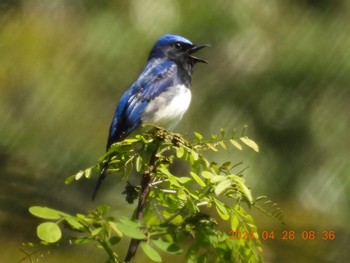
{"left": 28, "top": 127, "right": 281, "bottom": 262}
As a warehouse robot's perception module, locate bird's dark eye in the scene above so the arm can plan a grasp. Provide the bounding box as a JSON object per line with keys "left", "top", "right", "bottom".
{"left": 174, "top": 42, "right": 183, "bottom": 50}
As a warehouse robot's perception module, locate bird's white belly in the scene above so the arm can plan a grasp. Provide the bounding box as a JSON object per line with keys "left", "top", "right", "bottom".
{"left": 142, "top": 84, "right": 191, "bottom": 130}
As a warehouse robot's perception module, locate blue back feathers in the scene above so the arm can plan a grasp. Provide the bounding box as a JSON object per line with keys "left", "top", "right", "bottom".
{"left": 106, "top": 34, "right": 195, "bottom": 148}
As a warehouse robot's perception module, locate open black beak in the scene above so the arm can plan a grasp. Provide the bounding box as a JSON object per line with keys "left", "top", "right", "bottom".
{"left": 188, "top": 44, "right": 210, "bottom": 63}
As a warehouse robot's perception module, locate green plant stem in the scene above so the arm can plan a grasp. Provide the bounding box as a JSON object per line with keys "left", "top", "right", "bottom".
{"left": 124, "top": 149, "right": 157, "bottom": 262}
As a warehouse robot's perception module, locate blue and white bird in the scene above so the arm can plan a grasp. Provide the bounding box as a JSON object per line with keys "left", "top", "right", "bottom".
{"left": 92, "top": 34, "right": 209, "bottom": 200}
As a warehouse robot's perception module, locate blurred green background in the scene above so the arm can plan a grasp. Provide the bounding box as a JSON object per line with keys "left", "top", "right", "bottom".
{"left": 1, "top": 1, "right": 349, "bottom": 262}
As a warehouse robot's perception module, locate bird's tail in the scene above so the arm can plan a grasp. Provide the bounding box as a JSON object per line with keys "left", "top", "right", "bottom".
{"left": 92, "top": 160, "right": 109, "bottom": 200}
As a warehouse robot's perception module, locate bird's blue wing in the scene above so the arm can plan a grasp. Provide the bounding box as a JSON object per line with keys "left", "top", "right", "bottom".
{"left": 106, "top": 60, "right": 177, "bottom": 149}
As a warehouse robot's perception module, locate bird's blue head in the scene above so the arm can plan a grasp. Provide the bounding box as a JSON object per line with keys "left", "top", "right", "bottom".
{"left": 148, "top": 34, "right": 209, "bottom": 66}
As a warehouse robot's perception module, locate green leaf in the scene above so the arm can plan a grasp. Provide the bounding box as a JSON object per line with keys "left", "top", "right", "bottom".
{"left": 29, "top": 206, "right": 62, "bottom": 220}
{"left": 214, "top": 179, "right": 232, "bottom": 196}
{"left": 116, "top": 224, "right": 145, "bottom": 239}
{"left": 236, "top": 178, "right": 253, "bottom": 204}
{"left": 159, "top": 168, "right": 181, "bottom": 187}
{"left": 190, "top": 172, "right": 206, "bottom": 187}
{"left": 176, "top": 146, "right": 185, "bottom": 158}
{"left": 64, "top": 216, "right": 85, "bottom": 230}
{"left": 74, "top": 237, "right": 94, "bottom": 244}
{"left": 152, "top": 238, "right": 183, "bottom": 255}
{"left": 75, "top": 170, "right": 85, "bottom": 180}
{"left": 189, "top": 150, "right": 199, "bottom": 161}
{"left": 177, "top": 189, "right": 187, "bottom": 201}
{"left": 229, "top": 139, "right": 242, "bottom": 150}
{"left": 194, "top": 131, "right": 203, "bottom": 141}
{"left": 158, "top": 167, "right": 173, "bottom": 177}
{"left": 135, "top": 155, "right": 143, "bottom": 172}
{"left": 206, "top": 143, "right": 218, "bottom": 151}
{"left": 84, "top": 167, "right": 93, "bottom": 179}
{"left": 91, "top": 227, "right": 103, "bottom": 236}
{"left": 231, "top": 215, "right": 239, "bottom": 231}
{"left": 213, "top": 199, "right": 229, "bottom": 220}
{"left": 240, "top": 136, "right": 259, "bottom": 152}
{"left": 108, "top": 221, "right": 123, "bottom": 237}
{"left": 201, "top": 171, "right": 214, "bottom": 179}
{"left": 177, "top": 177, "right": 192, "bottom": 184}
{"left": 210, "top": 175, "right": 227, "bottom": 183}
{"left": 218, "top": 140, "right": 227, "bottom": 150}
{"left": 116, "top": 219, "right": 146, "bottom": 239}
{"left": 37, "top": 222, "right": 62, "bottom": 243}
{"left": 140, "top": 241, "right": 162, "bottom": 262}
{"left": 65, "top": 175, "right": 76, "bottom": 184}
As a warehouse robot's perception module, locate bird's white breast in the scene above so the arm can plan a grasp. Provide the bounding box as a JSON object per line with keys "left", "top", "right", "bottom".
{"left": 141, "top": 84, "right": 191, "bottom": 130}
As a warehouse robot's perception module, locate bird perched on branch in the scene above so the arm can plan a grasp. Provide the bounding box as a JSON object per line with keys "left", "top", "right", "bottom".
{"left": 92, "top": 34, "right": 209, "bottom": 200}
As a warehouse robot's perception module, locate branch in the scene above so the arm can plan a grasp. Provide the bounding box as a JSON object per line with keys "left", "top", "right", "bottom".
{"left": 124, "top": 150, "right": 157, "bottom": 262}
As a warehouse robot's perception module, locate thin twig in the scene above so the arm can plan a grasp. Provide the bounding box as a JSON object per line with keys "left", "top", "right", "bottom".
{"left": 124, "top": 149, "right": 158, "bottom": 262}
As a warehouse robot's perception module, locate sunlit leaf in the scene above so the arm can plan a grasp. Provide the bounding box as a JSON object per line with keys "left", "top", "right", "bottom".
{"left": 193, "top": 131, "right": 203, "bottom": 141}
{"left": 214, "top": 179, "right": 232, "bottom": 196}
{"left": 29, "top": 206, "right": 62, "bottom": 220}
{"left": 74, "top": 237, "right": 94, "bottom": 244}
{"left": 91, "top": 227, "right": 103, "bottom": 236}
{"left": 218, "top": 140, "right": 227, "bottom": 150}
{"left": 158, "top": 168, "right": 181, "bottom": 187}
{"left": 65, "top": 175, "right": 76, "bottom": 184}
{"left": 64, "top": 216, "right": 85, "bottom": 230}
{"left": 230, "top": 139, "right": 242, "bottom": 150}
{"left": 210, "top": 175, "right": 227, "bottom": 183}
{"left": 84, "top": 167, "right": 93, "bottom": 179}
{"left": 237, "top": 181, "right": 253, "bottom": 204}
{"left": 176, "top": 146, "right": 185, "bottom": 158}
{"left": 240, "top": 137, "right": 259, "bottom": 152}
{"left": 75, "top": 170, "right": 84, "bottom": 180}
{"left": 140, "top": 241, "right": 162, "bottom": 262}
{"left": 189, "top": 150, "right": 199, "bottom": 161}
{"left": 201, "top": 171, "right": 214, "bottom": 179}
{"left": 152, "top": 238, "right": 183, "bottom": 254}
{"left": 231, "top": 215, "right": 239, "bottom": 231}
{"left": 213, "top": 199, "right": 229, "bottom": 220}
{"left": 116, "top": 218, "right": 145, "bottom": 239}
{"left": 135, "top": 155, "right": 143, "bottom": 172}
{"left": 108, "top": 222, "right": 123, "bottom": 237}
{"left": 206, "top": 143, "right": 218, "bottom": 151}
{"left": 177, "top": 177, "right": 192, "bottom": 184}
{"left": 190, "top": 172, "right": 206, "bottom": 187}
{"left": 115, "top": 223, "right": 145, "bottom": 239}
{"left": 37, "top": 222, "right": 61, "bottom": 243}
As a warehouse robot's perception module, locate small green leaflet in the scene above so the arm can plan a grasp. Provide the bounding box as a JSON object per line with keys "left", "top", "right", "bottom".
{"left": 152, "top": 238, "right": 183, "bottom": 255}
{"left": 140, "top": 241, "right": 162, "bottom": 262}
{"left": 176, "top": 146, "right": 185, "bottom": 158}
{"left": 193, "top": 131, "right": 203, "bottom": 141}
{"left": 190, "top": 172, "right": 206, "bottom": 187}
{"left": 214, "top": 179, "right": 232, "bottom": 196}
{"left": 116, "top": 218, "right": 146, "bottom": 239}
{"left": 213, "top": 199, "right": 229, "bottom": 220}
{"left": 240, "top": 136, "right": 259, "bottom": 152}
{"left": 230, "top": 139, "right": 242, "bottom": 150}
{"left": 29, "top": 206, "right": 65, "bottom": 220}
{"left": 37, "top": 222, "right": 62, "bottom": 243}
